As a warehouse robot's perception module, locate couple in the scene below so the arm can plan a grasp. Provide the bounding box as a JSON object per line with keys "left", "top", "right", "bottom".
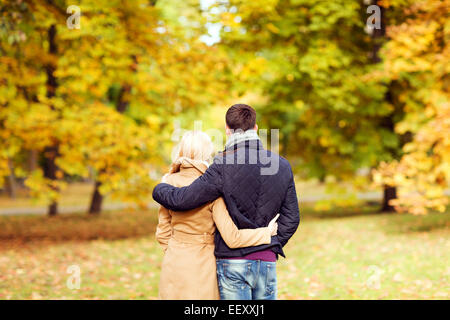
{"left": 152, "top": 104, "right": 300, "bottom": 300}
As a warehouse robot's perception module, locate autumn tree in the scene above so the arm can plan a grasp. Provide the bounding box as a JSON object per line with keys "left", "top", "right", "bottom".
{"left": 216, "top": 0, "right": 404, "bottom": 209}
{"left": 373, "top": 0, "right": 449, "bottom": 214}
{"left": 1, "top": 0, "right": 232, "bottom": 215}
{"left": 0, "top": 0, "right": 66, "bottom": 215}
{"left": 81, "top": 0, "right": 232, "bottom": 214}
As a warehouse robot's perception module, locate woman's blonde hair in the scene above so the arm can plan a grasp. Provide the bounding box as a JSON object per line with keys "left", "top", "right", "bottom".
{"left": 171, "top": 130, "right": 215, "bottom": 165}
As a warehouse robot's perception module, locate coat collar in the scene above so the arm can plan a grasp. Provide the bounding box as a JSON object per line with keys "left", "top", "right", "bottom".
{"left": 225, "top": 129, "right": 260, "bottom": 149}
{"left": 170, "top": 157, "right": 208, "bottom": 174}
{"left": 224, "top": 138, "right": 264, "bottom": 152}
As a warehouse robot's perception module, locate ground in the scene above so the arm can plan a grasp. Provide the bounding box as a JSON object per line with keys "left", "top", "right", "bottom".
{"left": 0, "top": 205, "right": 448, "bottom": 300}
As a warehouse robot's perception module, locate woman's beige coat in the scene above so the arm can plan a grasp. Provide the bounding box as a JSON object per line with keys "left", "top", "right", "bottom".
{"left": 156, "top": 158, "right": 272, "bottom": 300}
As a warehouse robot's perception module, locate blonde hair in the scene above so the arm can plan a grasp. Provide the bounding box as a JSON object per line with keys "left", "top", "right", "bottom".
{"left": 171, "top": 130, "right": 215, "bottom": 165}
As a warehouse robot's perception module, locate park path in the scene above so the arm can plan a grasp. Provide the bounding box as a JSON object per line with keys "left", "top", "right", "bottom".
{"left": 0, "top": 202, "right": 135, "bottom": 216}
{"left": 1, "top": 190, "right": 449, "bottom": 215}
{"left": 0, "top": 191, "right": 384, "bottom": 216}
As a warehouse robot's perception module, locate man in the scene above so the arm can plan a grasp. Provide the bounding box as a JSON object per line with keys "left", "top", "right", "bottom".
{"left": 152, "top": 104, "right": 300, "bottom": 300}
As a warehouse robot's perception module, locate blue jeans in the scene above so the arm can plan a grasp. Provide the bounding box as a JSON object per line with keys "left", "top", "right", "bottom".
{"left": 216, "top": 259, "right": 277, "bottom": 300}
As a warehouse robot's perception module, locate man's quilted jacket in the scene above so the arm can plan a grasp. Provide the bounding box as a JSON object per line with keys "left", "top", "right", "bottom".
{"left": 152, "top": 139, "right": 300, "bottom": 258}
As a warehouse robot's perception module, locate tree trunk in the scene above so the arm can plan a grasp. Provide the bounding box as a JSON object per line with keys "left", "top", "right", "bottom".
{"left": 371, "top": 1, "right": 399, "bottom": 212}
{"left": 87, "top": 81, "right": 132, "bottom": 215}
{"left": 27, "top": 149, "right": 38, "bottom": 172}
{"left": 370, "top": 0, "right": 386, "bottom": 64}
{"left": 44, "top": 24, "right": 59, "bottom": 216}
{"left": 88, "top": 180, "right": 103, "bottom": 215}
{"left": 87, "top": 51, "right": 135, "bottom": 215}
{"left": 5, "top": 159, "right": 17, "bottom": 198}
{"left": 43, "top": 145, "right": 59, "bottom": 216}
{"left": 381, "top": 185, "right": 397, "bottom": 212}
{"left": 115, "top": 84, "right": 132, "bottom": 113}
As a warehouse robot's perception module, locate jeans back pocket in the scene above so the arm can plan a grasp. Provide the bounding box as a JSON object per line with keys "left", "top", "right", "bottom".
{"left": 222, "top": 261, "right": 252, "bottom": 290}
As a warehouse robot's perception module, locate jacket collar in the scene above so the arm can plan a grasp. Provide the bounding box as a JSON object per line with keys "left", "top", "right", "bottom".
{"left": 225, "top": 129, "right": 261, "bottom": 150}
{"left": 224, "top": 138, "right": 264, "bottom": 152}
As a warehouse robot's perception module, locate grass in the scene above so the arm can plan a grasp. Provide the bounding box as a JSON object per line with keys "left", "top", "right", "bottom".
{"left": 0, "top": 206, "right": 448, "bottom": 300}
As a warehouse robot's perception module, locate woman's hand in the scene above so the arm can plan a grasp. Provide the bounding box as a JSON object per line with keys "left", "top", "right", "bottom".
{"left": 268, "top": 214, "right": 280, "bottom": 236}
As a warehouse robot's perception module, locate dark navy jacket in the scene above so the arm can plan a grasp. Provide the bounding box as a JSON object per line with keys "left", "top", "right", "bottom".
{"left": 152, "top": 139, "right": 300, "bottom": 258}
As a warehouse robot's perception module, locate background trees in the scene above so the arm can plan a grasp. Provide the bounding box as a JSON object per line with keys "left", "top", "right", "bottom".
{"left": 214, "top": 0, "right": 406, "bottom": 211}
{"left": 0, "top": 0, "right": 447, "bottom": 215}
{"left": 213, "top": 0, "right": 448, "bottom": 213}
{"left": 374, "top": 0, "right": 449, "bottom": 214}
{"left": 0, "top": 0, "right": 231, "bottom": 215}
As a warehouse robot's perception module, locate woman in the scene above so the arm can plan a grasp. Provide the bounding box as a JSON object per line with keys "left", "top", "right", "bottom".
{"left": 156, "top": 131, "right": 278, "bottom": 300}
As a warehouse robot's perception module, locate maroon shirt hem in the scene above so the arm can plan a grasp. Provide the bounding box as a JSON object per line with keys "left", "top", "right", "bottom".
{"left": 226, "top": 249, "right": 276, "bottom": 262}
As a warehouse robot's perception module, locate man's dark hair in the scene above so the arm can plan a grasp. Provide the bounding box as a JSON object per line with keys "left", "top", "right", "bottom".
{"left": 225, "top": 104, "right": 256, "bottom": 132}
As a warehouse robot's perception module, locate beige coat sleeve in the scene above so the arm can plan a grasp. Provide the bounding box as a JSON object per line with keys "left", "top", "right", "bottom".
{"left": 155, "top": 205, "right": 172, "bottom": 252}
{"left": 211, "top": 197, "right": 272, "bottom": 249}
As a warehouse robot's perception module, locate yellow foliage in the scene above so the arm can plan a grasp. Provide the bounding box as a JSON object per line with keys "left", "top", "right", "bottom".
{"left": 0, "top": 0, "right": 232, "bottom": 210}
{"left": 373, "top": 0, "right": 450, "bottom": 214}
